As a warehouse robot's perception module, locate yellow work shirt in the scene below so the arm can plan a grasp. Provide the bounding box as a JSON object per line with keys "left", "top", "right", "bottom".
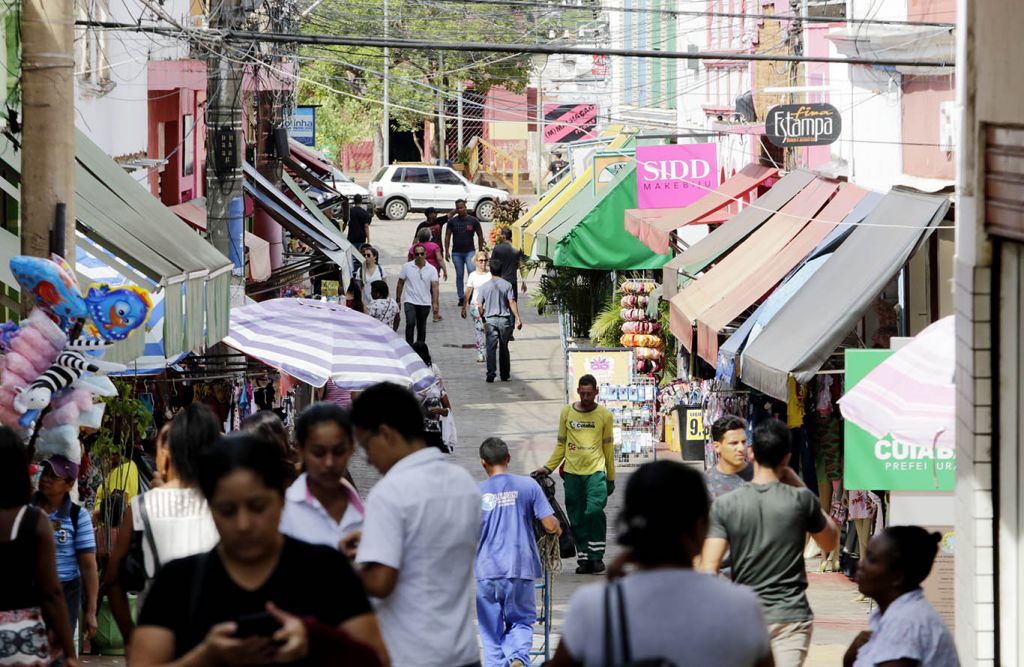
{"left": 95, "top": 461, "right": 141, "bottom": 508}
{"left": 545, "top": 404, "right": 615, "bottom": 480}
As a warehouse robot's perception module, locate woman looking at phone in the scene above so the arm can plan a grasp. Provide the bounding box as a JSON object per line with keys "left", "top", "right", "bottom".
{"left": 128, "top": 434, "right": 389, "bottom": 667}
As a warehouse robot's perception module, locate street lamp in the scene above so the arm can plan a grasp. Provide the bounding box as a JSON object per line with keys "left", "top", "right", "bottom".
{"left": 532, "top": 53, "right": 549, "bottom": 194}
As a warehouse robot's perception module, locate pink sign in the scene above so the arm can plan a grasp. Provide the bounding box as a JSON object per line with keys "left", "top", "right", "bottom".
{"left": 636, "top": 144, "right": 719, "bottom": 210}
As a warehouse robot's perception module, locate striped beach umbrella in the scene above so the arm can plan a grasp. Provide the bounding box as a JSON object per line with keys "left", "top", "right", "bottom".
{"left": 838, "top": 316, "right": 954, "bottom": 451}
{"left": 222, "top": 298, "right": 436, "bottom": 392}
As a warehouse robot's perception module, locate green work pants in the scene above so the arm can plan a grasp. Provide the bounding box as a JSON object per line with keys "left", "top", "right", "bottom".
{"left": 564, "top": 471, "right": 608, "bottom": 562}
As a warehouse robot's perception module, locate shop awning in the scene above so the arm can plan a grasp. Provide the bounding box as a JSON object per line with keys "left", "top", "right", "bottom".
{"left": 0, "top": 132, "right": 234, "bottom": 357}
{"left": 169, "top": 199, "right": 273, "bottom": 282}
{"left": 694, "top": 183, "right": 870, "bottom": 364}
{"left": 288, "top": 139, "right": 333, "bottom": 177}
{"left": 551, "top": 163, "right": 671, "bottom": 270}
{"left": 625, "top": 163, "right": 778, "bottom": 255}
{"left": 669, "top": 175, "right": 841, "bottom": 348}
{"left": 739, "top": 190, "right": 951, "bottom": 400}
{"left": 660, "top": 170, "right": 817, "bottom": 298}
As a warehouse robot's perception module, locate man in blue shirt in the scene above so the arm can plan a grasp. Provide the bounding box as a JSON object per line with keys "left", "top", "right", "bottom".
{"left": 32, "top": 455, "right": 99, "bottom": 650}
{"left": 476, "top": 438, "right": 560, "bottom": 667}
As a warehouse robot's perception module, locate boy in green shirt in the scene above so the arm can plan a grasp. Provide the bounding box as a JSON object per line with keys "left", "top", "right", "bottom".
{"left": 535, "top": 374, "right": 615, "bottom": 574}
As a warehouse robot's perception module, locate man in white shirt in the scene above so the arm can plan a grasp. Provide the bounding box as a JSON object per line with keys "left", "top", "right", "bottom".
{"left": 396, "top": 244, "right": 440, "bottom": 345}
{"left": 346, "top": 382, "right": 482, "bottom": 667}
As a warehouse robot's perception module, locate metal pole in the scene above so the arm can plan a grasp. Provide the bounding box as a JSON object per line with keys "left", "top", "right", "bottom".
{"left": 535, "top": 80, "right": 543, "bottom": 193}
{"left": 21, "top": 0, "right": 75, "bottom": 264}
{"left": 457, "top": 81, "right": 464, "bottom": 150}
{"left": 438, "top": 53, "right": 446, "bottom": 163}
{"left": 383, "top": 0, "right": 390, "bottom": 166}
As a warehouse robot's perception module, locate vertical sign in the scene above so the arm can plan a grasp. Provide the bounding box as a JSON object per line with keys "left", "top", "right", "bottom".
{"left": 635, "top": 144, "right": 718, "bottom": 209}
{"left": 284, "top": 105, "right": 317, "bottom": 147}
{"left": 566, "top": 349, "right": 633, "bottom": 402}
{"left": 543, "top": 103, "right": 598, "bottom": 143}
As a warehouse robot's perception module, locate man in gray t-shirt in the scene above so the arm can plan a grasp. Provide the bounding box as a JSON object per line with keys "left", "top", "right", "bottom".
{"left": 701, "top": 419, "right": 838, "bottom": 667}
{"left": 476, "top": 258, "right": 523, "bottom": 383}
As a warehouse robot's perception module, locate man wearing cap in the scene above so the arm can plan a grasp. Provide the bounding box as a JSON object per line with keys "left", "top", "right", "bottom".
{"left": 415, "top": 207, "right": 448, "bottom": 250}
{"left": 32, "top": 456, "right": 99, "bottom": 649}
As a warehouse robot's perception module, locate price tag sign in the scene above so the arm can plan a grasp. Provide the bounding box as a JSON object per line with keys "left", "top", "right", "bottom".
{"left": 685, "top": 409, "right": 704, "bottom": 441}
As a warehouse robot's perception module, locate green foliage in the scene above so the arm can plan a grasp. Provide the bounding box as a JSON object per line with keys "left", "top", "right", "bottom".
{"left": 589, "top": 295, "right": 624, "bottom": 348}
{"left": 91, "top": 380, "right": 153, "bottom": 466}
{"left": 535, "top": 266, "right": 613, "bottom": 338}
{"left": 493, "top": 199, "right": 526, "bottom": 225}
{"left": 453, "top": 146, "right": 473, "bottom": 165}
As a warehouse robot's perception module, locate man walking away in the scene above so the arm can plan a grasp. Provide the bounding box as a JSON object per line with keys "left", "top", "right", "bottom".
{"left": 705, "top": 415, "right": 753, "bottom": 499}
{"left": 701, "top": 419, "right": 839, "bottom": 667}
{"left": 476, "top": 258, "right": 523, "bottom": 383}
{"left": 347, "top": 383, "right": 481, "bottom": 667}
{"left": 445, "top": 199, "right": 485, "bottom": 306}
{"left": 396, "top": 244, "right": 440, "bottom": 344}
{"left": 534, "top": 375, "right": 615, "bottom": 574}
{"left": 345, "top": 194, "right": 372, "bottom": 275}
{"left": 490, "top": 227, "right": 527, "bottom": 301}
{"left": 476, "top": 438, "right": 560, "bottom": 667}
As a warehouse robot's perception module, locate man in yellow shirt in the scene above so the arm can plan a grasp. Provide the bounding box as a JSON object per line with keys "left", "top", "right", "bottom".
{"left": 534, "top": 374, "right": 615, "bottom": 574}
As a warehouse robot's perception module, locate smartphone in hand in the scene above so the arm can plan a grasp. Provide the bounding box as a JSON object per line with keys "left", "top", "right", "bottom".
{"left": 234, "top": 611, "right": 281, "bottom": 639}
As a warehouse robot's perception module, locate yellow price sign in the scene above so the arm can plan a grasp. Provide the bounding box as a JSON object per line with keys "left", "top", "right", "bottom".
{"left": 685, "top": 409, "right": 704, "bottom": 441}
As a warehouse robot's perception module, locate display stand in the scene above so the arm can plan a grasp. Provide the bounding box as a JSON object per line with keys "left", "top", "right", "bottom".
{"left": 603, "top": 375, "right": 658, "bottom": 467}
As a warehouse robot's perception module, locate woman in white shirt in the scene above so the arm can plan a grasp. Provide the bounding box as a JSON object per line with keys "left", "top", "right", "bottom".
{"left": 278, "top": 403, "right": 364, "bottom": 552}
{"left": 460, "top": 250, "right": 491, "bottom": 363}
{"left": 104, "top": 404, "right": 222, "bottom": 645}
{"left": 354, "top": 244, "right": 386, "bottom": 304}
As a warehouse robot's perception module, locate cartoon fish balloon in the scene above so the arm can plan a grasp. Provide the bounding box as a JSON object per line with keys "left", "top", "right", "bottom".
{"left": 10, "top": 255, "right": 87, "bottom": 332}
{"left": 84, "top": 284, "right": 153, "bottom": 342}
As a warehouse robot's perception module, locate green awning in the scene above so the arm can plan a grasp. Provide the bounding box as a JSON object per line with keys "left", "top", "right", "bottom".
{"left": 551, "top": 163, "right": 671, "bottom": 270}
{"left": 0, "top": 132, "right": 234, "bottom": 356}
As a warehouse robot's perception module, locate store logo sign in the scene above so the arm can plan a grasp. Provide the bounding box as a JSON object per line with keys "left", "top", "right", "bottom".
{"left": 636, "top": 144, "right": 718, "bottom": 210}
{"left": 765, "top": 103, "right": 841, "bottom": 147}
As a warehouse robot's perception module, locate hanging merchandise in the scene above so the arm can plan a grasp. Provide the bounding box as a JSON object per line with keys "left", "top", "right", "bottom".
{"left": 619, "top": 279, "right": 663, "bottom": 380}
{"left": 602, "top": 376, "right": 658, "bottom": 468}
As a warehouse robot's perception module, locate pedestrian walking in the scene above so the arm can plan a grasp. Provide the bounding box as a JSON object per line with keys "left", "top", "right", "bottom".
{"left": 346, "top": 280, "right": 368, "bottom": 314}
{"left": 411, "top": 343, "right": 454, "bottom": 453}
{"left": 367, "top": 280, "right": 401, "bottom": 331}
{"left": 346, "top": 194, "right": 372, "bottom": 248}
{"left": 490, "top": 227, "right": 527, "bottom": 300}
{"left": 476, "top": 438, "right": 560, "bottom": 667}
{"left": 844, "top": 526, "right": 959, "bottom": 667}
{"left": 414, "top": 207, "right": 447, "bottom": 248}
{"left": 549, "top": 461, "right": 773, "bottom": 667}
{"left": 31, "top": 455, "right": 99, "bottom": 652}
{"left": 105, "top": 404, "right": 222, "bottom": 644}
{"left": 240, "top": 410, "right": 298, "bottom": 484}
{"left": 534, "top": 374, "right": 615, "bottom": 574}
{"left": 445, "top": 199, "right": 485, "bottom": 307}
{"left": 279, "top": 403, "right": 364, "bottom": 551}
{"left": 700, "top": 419, "right": 839, "bottom": 667}
{"left": 354, "top": 245, "right": 386, "bottom": 305}
{"left": 476, "top": 258, "right": 523, "bottom": 383}
{"left": 395, "top": 245, "right": 440, "bottom": 345}
{"left": 462, "top": 250, "right": 492, "bottom": 363}
{"left": 129, "top": 433, "right": 389, "bottom": 667}
{"left": 347, "top": 382, "right": 481, "bottom": 667}
{"left": 0, "top": 427, "right": 79, "bottom": 667}
{"left": 407, "top": 229, "right": 447, "bottom": 281}
{"left": 705, "top": 415, "right": 753, "bottom": 499}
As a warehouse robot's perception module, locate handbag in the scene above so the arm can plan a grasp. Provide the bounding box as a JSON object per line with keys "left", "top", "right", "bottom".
{"left": 120, "top": 494, "right": 161, "bottom": 593}
{"left": 441, "top": 409, "right": 458, "bottom": 451}
{"left": 603, "top": 582, "right": 677, "bottom": 667}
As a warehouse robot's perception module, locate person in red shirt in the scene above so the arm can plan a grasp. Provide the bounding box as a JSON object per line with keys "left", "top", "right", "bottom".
{"left": 408, "top": 228, "right": 447, "bottom": 281}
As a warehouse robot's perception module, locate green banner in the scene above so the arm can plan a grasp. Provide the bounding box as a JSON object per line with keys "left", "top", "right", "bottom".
{"left": 843, "top": 349, "right": 956, "bottom": 491}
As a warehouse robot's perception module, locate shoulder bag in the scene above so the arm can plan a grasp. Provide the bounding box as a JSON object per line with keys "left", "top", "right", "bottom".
{"left": 603, "top": 581, "right": 677, "bottom": 667}
{"left": 120, "top": 494, "right": 161, "bottom": 592}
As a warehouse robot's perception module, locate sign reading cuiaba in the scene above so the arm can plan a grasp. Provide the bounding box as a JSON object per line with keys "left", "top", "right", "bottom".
{"left": 635, "top": 144, "right": 718, "bottom": 210}
{"left": 766, "top": 103, "right": 841, "bottom": 148}
{"left": 843, "top": 349, "right": 956, "bottom": 491}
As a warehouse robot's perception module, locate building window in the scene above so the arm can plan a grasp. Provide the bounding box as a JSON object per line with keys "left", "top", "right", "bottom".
{"left": 76, "top": 0, "right": 112, "bottom": 88}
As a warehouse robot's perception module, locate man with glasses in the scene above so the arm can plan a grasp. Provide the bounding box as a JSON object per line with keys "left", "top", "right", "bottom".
{"left": 397, "top": 243, "right": 440, "bottom": 344}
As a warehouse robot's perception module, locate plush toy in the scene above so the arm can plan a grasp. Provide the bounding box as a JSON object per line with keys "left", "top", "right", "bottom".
{"left": 84, "top": 284, "right": 152, "bottom": 342}
{"left": 10, "top": 255, "right": 88, "bottom": 331}
{"left": 13, "top": 338, "right": 126, "bottom": 416}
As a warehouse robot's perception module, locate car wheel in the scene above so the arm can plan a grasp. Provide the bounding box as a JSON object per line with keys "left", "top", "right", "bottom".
{"left": 475, "top": 199, "right": 495, "bottom": 222}
{"left": 385, "top": 198, "right": 409, "bottom": 221}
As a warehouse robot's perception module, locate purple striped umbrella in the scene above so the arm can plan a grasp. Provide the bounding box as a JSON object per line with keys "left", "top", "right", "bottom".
{"left": 223, "top": 298, "right": 436, "bottom": 392}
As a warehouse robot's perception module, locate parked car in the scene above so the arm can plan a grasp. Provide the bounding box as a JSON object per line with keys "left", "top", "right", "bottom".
{"left": 369, "top": 165, "right": 508, "bottom": 222}
{"left": 307, "top": 167, "right": 370, "bottom": 205}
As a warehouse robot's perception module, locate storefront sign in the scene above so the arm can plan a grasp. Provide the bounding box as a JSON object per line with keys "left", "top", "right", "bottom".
{"left": 684, "top": 408, "right": 704, "bottom": 441}
{"left": 765, "top": 103, "right": 841, "bottom": 148}
{"left": 844, "top": 350, "right": 956, "bottom": 491}
{"left": 566, "top": 348, "right": 633, "bottom": 402}
{"left": 636, "top": 144, "right": 718, "bottom": 209}
{"left": 284, "top": 106, "right": 317, "bottom": 147}
{"left": 543, "top": 104, "right": 598, "bottom": 144}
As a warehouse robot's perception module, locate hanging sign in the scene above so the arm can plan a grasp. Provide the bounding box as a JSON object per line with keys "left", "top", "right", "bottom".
{"left": 284, "top": 106, "right": 317, "bottom": 147}
{"left": 765, "top": 103, "right": 842, "bottom": 148}
{"left": 544, "top": 104, "right": 599, "bottom": 143}
{"left": 566, "top": 348, "right": 633, "bottom": 402}
{"left": 636, "top": 144, "right": 718, "bottom": 209}
{"left": 843, "top": 349, "right": 956, "bottom": 491}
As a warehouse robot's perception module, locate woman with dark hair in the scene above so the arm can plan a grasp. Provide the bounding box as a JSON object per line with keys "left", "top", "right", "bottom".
{"left": 367, "top": 280, "right": 400, "bottom": 331}
{"left": 549, "top": 460, "right": 772, "bottom": 667}
{"left": 354, "top": 244, "right": 385, "bottom": 305}
{"left": 129, "top": 434, "right": 389, "bottom": 667}
{"left": 0, "top": 427, "right": 80, "bottom": 667}
{"left": 346, "top": 280, "right": 367, "bottom": 314}
{"left": 240, "top": 410, "right": 296, "bottom": 483}
{"left": 410, "top": 342, "right": 453, "bottom": 453}
{"left": 844, "top": 527, "right": 958, "bottom": 667}
{"left": 279, "top": 403, "right": 363, "bottom": 551}
{"left": 105, "top": 404, "right": 222, "bottom": 644}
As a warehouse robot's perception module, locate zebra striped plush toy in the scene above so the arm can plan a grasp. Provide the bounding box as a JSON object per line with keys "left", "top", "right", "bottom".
{"left": 13, "top": 337, "right": 126, "bottom": 415}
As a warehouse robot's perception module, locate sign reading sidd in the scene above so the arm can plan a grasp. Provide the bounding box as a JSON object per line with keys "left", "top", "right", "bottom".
{"left": 636, "top": 144, "right": 718, "bottom": 210}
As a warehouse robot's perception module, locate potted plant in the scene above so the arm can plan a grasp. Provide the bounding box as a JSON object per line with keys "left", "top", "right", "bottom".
{"left": 453, "top": 146, "right": 473, "bottom": 175}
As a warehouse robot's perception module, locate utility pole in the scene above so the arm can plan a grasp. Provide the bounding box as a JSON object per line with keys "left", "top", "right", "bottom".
{"left": 21, "top": 0, "right": 75, "bottom": 262}
{"left": 457, "top": 81, "right": 464, "bottom": 150}
{"left": 785, "top": 0, "right": 804, "bottom": 170}
{"left": 437, "top": 53, "right": 446, "bottom": 163}
{"left": 383, "top": 0, "right": 390, "bottom": 166}
{"left": 207, "top": 0, "right": 246, "bottom": 261}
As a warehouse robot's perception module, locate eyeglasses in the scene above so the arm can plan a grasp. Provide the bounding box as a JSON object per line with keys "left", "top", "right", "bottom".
{"left": 363, "top": 253, "right": 373, "bottom": 258}
{"left": 414, "top": 251, "right": 426, "bottom": 257}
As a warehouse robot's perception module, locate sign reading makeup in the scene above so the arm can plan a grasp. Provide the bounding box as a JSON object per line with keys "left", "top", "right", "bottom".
{"left": 766, "top": 103, "right": 841, "bottom": 148}
{"left": 636, "top": 144, "right": 718, "bottom": 210}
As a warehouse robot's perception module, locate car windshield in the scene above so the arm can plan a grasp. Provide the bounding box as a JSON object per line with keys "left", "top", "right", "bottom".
{"left": 371, "top": 167, "right": 388, "bottom": 183}
{"left": 333, "top": 169, "right": 353, "bottom": 183}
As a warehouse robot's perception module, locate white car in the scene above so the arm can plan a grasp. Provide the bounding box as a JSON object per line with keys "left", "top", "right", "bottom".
{"left": 330, "top": 168, "right": 370, "bottom": 200}
{"left": 369, "top": 165, "right": 508, "bottom": 222}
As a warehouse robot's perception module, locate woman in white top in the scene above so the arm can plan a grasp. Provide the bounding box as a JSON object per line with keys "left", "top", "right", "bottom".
{"left": 354, "top": 244, "right": 386, "bottom": 305}
{"left": 104, "top": 404, "right": 221, "bottom": 645}
{"left": 278, "top": 403, "right": 364, "bottom": 551}
{"left": 460, "top": 250, "right": 492, "bottom": 363}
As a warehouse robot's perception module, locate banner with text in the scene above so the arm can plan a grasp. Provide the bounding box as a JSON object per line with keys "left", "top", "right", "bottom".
{"left": 844, "top": 349, "right": 956, "bottom": 491}
{"left": 543, "top": 104, "right": 598, "bottom": 143}
{"left": 636, "top": 144, "right": 718, "bottom": 209}
{"left": 566, "top": 348, "right": 633, "bottom": 402}
{"left": 284, "top": 106, "right": 317, "bottom": 147}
